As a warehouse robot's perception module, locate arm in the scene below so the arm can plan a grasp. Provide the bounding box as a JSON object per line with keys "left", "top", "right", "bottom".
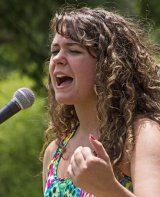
{"left": 67, "top": 118, "right": 160, "bottom": 197}
{"left": 131, "top": 118, "right": 160, "bottom": 197}
{"left": 110, "top": 118, "right": 160, "bottom": 197}
{"left": 42, "top": 140, "right": 58, "bottom": 192}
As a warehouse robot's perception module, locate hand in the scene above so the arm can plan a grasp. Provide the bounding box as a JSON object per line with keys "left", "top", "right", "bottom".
{"left": 67, "top": 135, "right": 117, "bottom": 196}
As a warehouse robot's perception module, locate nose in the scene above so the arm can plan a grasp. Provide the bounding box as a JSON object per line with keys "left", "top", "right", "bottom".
{"left": 50, "top": 50, "right": 67, "bottom": 66}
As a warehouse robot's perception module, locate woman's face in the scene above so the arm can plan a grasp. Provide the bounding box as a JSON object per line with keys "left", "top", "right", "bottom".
{"left": 49, "top": 33, "right": 97, "bottom": 105}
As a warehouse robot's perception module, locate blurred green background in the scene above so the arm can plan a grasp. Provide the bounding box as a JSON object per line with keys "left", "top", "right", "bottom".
{"left": 0, "top": 0, "right": 160, "bottom": 196}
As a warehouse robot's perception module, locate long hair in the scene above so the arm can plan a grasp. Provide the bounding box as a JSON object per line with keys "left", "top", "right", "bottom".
{"left": 41, "top": 7, "right": 160, "bottom": 170}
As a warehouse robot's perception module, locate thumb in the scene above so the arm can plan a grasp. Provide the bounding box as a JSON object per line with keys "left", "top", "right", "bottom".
{"left": 89, "top": 134, "right": 109, "bottom": 162}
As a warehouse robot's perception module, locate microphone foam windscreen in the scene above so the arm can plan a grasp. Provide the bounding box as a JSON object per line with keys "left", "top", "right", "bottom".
{"left": 13, "top": 88, "right": 35, "bottom": 109}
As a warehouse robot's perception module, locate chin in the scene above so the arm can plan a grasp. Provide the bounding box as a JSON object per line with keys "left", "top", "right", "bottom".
{"left": 55, "top": 96, "right": 75, "bottom": 105}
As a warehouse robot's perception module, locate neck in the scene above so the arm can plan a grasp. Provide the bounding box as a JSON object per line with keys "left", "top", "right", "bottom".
{"left": 74, "top": 100, "right": 99, "bottom": 137}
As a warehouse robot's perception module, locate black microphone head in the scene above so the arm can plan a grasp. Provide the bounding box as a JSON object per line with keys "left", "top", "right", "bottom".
{"left": 12, "top": 88, "right": 35, "bottom": 109}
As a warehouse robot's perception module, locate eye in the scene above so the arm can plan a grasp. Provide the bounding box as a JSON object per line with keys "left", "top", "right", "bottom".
{"left": 69, "top": 49, "right": 81, "bottom": 54}
{"left": 51, "top": 50, "right": 59, "bottom": 56}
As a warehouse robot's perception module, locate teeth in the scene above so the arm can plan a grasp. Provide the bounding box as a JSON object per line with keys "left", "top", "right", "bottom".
{"left": 56, "top": 74, "right": 66, "bottom": 78}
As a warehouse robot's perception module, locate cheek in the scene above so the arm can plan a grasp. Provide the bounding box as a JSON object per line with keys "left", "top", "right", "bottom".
{"left": 86, "top": 64, "right": 96, "bottom": 83}
{"left": 48, "top": 58, "right": 54, "bottom": 74}
{"left": 48, "top": 60, "right": 56, "bottom": 88}
{"left": 78, "top": 68, "right": 96, "bottom": 88}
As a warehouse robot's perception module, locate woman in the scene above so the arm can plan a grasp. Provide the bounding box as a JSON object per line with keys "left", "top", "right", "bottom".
{"left": 41, "top": 6, "right": 160, "bottom": 197}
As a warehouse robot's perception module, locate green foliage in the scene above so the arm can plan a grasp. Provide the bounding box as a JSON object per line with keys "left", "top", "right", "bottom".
{"left": 0, "top": 72, "right": 47, "bottom": 197}
{"left": 139, "top": 0, "right": 160, "bottom": 26}
{"left": 137, "top": 0, "right": 160, "bottom": 45}
{"left": 0, "top": 0, "right": 54, "bottom": 92}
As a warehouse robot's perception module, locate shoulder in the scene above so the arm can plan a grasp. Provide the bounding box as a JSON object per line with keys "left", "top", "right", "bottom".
{"left": 43, "top": 139, "right": 58, "bottom": 191}
{"left": 132, "top": 116, "right": 160, "bottom": 157}
{"left": 133, "top": 117, "right": 160, "bottom": 145}
{"left": 43, "top": 139, "right": 58, "bottom": 170}
{"left": 132, "top": 117, "right": 160, "bottom": 163}
{"left": 131, "top": 117, "right": 160, "bottom": 196}
{"left": 44, "top": 139, "right": 58, "bottom": 160}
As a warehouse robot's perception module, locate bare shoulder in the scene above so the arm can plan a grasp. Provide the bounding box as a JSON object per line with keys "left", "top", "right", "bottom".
{"left": 131, "top": 117, "right": 160, "bottom": 196}
{"left": 44, "top": 139, "right": 58, "bottom": 161}
{"left": 43, "top": 139, "right": 58, "bottom": 171}
{"left": 133, "top": 117, "right": 160, "bottom": 152}
{"left": 43, "top": 139, "right": 58, "bottom": 191}
{"left": 133, "top": 117, "right": 160, "bottom": 133}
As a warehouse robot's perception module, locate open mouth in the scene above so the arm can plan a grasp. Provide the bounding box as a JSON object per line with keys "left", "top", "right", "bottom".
{"left": 56, "top": 74, "right": 73, "bottom": 86}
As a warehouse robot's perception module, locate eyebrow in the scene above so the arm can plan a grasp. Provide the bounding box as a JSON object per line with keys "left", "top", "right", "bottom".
{"left": 51, "top": 42, "right": 84, "bottom": 49}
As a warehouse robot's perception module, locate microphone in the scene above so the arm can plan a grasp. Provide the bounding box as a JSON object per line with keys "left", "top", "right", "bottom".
{"left": 0, "top": 88, "right": 35, "bottom": 124}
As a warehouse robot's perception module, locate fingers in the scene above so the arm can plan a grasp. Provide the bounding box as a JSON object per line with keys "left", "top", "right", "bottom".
{"left": 89, "top": 134, "right": 110, "bottom": 162}
{"left": 80, "top": 146, "right": 95, "bottom": 161}
{"left": 73, "top": 146, "right": 85, "bottom": 165}
{"left": 67, "top": 146, "right": 95, "bottom": 180}
{"left": 67, "top": 162, "right": 75, "bottom": 179}
{"left": 67, "top": 146, "right": 84, "bottom": 179}
{"left": 70, "top": 146, "right": 85, "bottom": 175}
{"left": 67, "top": 135, "right": 110, "bottom": 181}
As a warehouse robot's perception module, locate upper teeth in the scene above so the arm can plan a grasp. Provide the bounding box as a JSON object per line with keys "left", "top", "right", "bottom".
{"left": 56, "top": 74, "right": 66, "bottom": 78}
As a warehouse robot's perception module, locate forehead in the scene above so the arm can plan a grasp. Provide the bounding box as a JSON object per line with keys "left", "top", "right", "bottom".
{"left": 51, "top": 33, "right": 96, "bottom": 58}
{"left": 52, "top": 33, "right": 79, "bottom": 45}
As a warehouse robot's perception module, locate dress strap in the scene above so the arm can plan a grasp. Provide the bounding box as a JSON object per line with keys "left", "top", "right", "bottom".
{"left": 60, "top": 129, "right": 76, "bottom": 148}
{"left": 52, "top": 129, "right": 77, "bottom": 161}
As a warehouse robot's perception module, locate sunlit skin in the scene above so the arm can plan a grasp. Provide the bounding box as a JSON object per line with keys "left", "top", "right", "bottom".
{"left": 49, "top": 33, "right": 97, "bottom": 106}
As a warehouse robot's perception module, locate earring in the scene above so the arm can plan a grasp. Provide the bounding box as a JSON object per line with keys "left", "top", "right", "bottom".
{"left": 155, "top": 64, "right": 160, "bottom": 78}
{"left": 94, "top": 84, "right": 98, "bottom": 95}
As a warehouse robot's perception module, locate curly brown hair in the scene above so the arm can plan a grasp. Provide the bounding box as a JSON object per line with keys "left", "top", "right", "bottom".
{"left": 41, "top": 6, "right": 160, "bottom": 169}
